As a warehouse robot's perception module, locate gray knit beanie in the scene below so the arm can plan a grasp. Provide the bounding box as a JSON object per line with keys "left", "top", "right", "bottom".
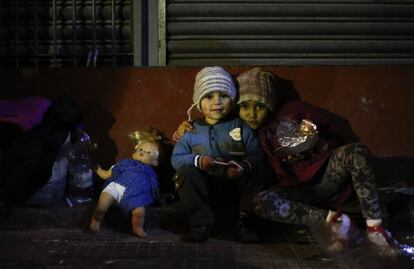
{"left": 193, "top": 66, "right": 237, "bottom": 111}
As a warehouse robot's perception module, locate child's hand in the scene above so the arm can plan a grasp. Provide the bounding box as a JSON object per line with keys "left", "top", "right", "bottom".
{"left": 172, "top": 121, "right": 194, "bottom": 143}
{"left": 199, "top": 155, "right": 217, "bottom": 172}
{"left": 178, "top": 121, "right": 194, "bottom": 136}
{"left": 225, "top": 161, "right": 244, "bottom": 179}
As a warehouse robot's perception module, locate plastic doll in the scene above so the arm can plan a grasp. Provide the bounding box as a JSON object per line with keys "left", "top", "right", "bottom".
{"left": 89, "top": 128, "right": 162, "bottom": 237}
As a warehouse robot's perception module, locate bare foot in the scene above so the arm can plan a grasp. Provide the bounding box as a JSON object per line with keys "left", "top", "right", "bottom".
{"left": 89, "top": 219, "right": 101, "bottom": 233}
{"left": 133, "top": 227, "right": 147, "bottom": 237}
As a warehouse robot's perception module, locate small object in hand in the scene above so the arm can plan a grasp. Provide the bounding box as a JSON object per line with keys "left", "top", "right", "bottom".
{"left": 213, "top": 160, "right": 243, "bottom": 170}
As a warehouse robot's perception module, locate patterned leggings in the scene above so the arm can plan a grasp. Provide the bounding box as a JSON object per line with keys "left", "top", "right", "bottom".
{"left": 254, "top": 143, "right": 382, "bottom": 226}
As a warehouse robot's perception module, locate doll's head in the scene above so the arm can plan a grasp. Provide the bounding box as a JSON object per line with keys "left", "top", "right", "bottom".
{"left": 129, "top": 128, "right": 163, "bottom": 166}
{"left": 236, "top": 67, "right": 276, "bottom": 130}
{"left": 132, "top": 141, "right": 160, "bottom": 166}
{"left": 192, "top": 66, "right": 237, "bottom": 125}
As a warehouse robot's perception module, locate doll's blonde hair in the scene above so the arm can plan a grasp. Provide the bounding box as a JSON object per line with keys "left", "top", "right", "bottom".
{"left": 129, "top": 128, "right": 163, "bottom": 150}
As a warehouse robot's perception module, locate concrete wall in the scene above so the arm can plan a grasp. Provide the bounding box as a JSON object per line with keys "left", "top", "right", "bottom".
{"left": 1, "top": 66, "right": 413, "bottom": 173}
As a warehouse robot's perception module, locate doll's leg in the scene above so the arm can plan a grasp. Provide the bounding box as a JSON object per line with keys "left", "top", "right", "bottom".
{"left": 90, "top": 192, "right": 115, "bottom": 233}
{"left": 131, "top": 207, "right": 147, "bottom": 237}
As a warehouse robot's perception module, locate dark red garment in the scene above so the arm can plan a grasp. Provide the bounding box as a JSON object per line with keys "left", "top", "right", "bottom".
{"left": 259, "top": 100, "right": 356, "bottom": 205}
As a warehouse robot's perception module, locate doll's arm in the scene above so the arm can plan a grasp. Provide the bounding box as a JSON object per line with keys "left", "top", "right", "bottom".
{"left": 95, "top": 165, "right": 112, "bottom": 180}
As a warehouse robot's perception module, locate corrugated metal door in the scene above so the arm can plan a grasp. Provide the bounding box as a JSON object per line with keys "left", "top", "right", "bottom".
{"left": 164, "top": 0, "right": 414, "bottom": 66}
{"left": 0, "top": 0, "right": 133, "bottom": 69}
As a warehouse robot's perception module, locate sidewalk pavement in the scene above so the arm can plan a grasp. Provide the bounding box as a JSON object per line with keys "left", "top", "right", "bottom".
{"left": 0, "top": 202, "right": 413, "bottom": 269}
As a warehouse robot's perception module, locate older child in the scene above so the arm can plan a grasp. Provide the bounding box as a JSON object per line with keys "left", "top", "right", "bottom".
{"left": 171, "top": 66, "right": 264, "bottom": 242}
{"left": 90, "top": 129, "right": 162, "bottom": 237}
{"left": 237, "top": 69, "right": 398, "bottom": 254}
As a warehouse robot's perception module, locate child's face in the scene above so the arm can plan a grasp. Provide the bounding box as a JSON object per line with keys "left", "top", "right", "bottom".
{"left": 132, "top": 142, "right": 159, "bottom": 166}
{"left": 200, "top": 91, "right": 233, "bottom": 125}
{"left": 238, "top": 101, "right": 270, "bottom": 130}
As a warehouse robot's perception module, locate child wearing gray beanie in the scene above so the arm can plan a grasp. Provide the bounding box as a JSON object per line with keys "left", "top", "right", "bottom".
{"left": 170, "top": 66, "right": 264, "bottom": 243}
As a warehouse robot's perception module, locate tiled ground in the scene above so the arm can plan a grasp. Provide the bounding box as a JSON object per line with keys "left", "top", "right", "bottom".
{"left": 0, "top": 203, "right": 413, "bottom": 269}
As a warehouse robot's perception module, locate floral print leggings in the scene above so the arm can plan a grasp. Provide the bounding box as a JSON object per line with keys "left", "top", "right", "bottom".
{"left": 254, "top": 143, "right": 382, "bottom": 226}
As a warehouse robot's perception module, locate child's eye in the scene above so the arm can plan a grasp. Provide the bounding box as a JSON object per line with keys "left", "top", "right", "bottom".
{"left": 220, "top": 93, "right": 229, "bottom": 99}
{"left": 206, "top": 94, "right": 213, "bottom": 99}
{"left": 257, "top": 103, "right": 266, "bottom": 110}
{"left": 240, "top": 104, "right": 248, "bottom": 110}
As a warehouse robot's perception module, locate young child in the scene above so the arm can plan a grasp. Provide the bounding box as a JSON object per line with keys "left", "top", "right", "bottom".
{"left": 171, "top": 66, "right": 264, "bottom": 242}
{"left": 90, "top": 129, "right": 162, "bottom": 237}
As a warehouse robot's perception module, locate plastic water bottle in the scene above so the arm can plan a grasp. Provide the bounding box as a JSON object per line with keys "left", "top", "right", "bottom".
{"left": 66, "top": 129, "right": 94, "bottom": 206}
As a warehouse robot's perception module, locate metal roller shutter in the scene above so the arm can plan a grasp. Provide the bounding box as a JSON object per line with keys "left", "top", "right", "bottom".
{"left": 164, "top": 0, "right": 414, "bottom": 66}
{"left": 0, "top": 0, "right": 134, "bottom": 69}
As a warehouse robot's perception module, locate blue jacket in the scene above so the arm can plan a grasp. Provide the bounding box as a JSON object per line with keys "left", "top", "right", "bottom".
{"left": 171, "top": 117, "right": 263, "bottom": 172}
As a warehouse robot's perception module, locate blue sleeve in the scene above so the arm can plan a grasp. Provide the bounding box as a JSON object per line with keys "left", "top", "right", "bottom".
{"left": 111, "top": 159, "right": 133, "bottom": 177}
{"left": 241, "top": 122, "right": 263, "bottom": 167}
{"left": 171, "top": 133, "right": 198, "bottom": 170}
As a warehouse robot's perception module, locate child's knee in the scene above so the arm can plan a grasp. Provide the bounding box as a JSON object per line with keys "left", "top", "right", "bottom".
{"left": 173, "top": 165, "right": 200, "bottom": 190}
{"left": 352, "top": 143, "right": 371, "bottom": 156}
{"left": 341, "top": 143, "right": 371, "bottom": 157}
{"left": 253, "top": 190, "right": 284, "bottom": 213}
{"left": 177, "top": 165, "right": 199, "bottom": 176}
{"left": 253, "top": 191, "right": 268, "bottom": 210}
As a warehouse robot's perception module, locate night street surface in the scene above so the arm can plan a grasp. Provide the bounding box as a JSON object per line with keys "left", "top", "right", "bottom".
{"left": 0, "top": 201, "right": 413, "bottom": 269}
